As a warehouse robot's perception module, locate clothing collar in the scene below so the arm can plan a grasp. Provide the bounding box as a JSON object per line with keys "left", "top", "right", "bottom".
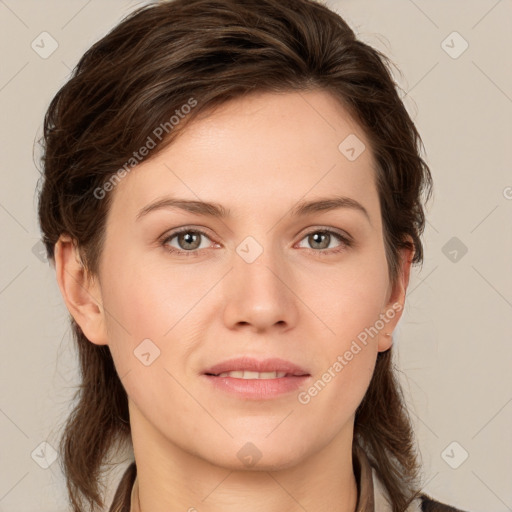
{"left": 109, "top": 444, "right": 419, "bottom": 512}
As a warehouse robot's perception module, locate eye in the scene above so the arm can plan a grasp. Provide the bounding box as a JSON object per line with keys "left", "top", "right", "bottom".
{"left": 296, "top": 229, "right": 352, "bottom": 254}
{"left": 161, "top": 228, "right": 216, "bottom": 256}
{"left": 160, "top": 227, "right": 352, "bottom": 257}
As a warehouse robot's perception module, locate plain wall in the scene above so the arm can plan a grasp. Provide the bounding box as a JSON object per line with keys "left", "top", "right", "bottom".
{"left": 0, "top": 0, "right": 510, "bottom": 510}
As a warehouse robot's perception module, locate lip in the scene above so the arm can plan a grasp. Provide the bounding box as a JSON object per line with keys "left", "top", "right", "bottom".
{"left": 202, "top": 357, "right": 311, "bottom": 400}
{"left": 204, "top": 357, "right": 310, "bottom": 376}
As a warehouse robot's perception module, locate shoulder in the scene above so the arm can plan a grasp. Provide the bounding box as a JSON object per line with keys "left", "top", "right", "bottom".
{"left": 418, "top": 493, "right": 470, "bottom": 512}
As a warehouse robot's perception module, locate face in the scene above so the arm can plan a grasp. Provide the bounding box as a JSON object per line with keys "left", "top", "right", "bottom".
{"left": 69, "top": 90, "right": 409, "bottom": 471}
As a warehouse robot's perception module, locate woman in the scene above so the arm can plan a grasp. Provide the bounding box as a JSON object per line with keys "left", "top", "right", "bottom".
{"left": 37, "top": 0, "right": 468, "bottom": 511}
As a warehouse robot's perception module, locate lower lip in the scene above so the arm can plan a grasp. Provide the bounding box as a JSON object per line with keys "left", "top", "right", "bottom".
{"left": 203, "top": 375, "right": 311, "bottom": 400}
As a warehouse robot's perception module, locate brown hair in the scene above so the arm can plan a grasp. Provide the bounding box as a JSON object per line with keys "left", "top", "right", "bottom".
{"left": 37, "top": 0, "right": 433, "bottom": 511}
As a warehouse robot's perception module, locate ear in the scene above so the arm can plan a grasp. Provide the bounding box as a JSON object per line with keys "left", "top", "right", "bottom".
{"left": 377, "top": 244, "right": 414, "bottom": 352}
{"left": 54, "top": 235, "right": 108, "bottom": 346}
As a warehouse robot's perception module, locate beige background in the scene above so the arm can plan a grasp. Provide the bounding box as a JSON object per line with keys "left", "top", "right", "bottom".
{"left": 0, "top": 0, "right": 511, "bottom": 511}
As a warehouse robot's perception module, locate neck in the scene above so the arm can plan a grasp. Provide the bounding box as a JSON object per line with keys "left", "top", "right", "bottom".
{"left": 129, "top": 412, "right": 358, "bottom": 512}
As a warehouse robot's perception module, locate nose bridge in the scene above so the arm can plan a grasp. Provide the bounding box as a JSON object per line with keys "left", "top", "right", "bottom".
{"left": 221, "top": 235, "right": 298, "bottom": 331}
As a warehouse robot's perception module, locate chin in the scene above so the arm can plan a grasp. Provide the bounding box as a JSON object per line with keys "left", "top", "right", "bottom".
{"left": 215, "top": 450, "right": 307, "bottom": 472}
{"left": 199, "top": 435, "right": 313, "bottom": 472}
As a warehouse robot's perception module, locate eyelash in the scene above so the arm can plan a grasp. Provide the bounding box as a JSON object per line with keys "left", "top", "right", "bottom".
{"left": 160, "top": 227, "right": 353, "bottom": 258}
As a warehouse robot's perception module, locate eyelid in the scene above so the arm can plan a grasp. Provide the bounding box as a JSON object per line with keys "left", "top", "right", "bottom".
{"left": 160, "top": 226, "right": 218, "bottom": 251}
{"left": 161, "top": 226, "right": 215, "bottom": 240}
{"left": 294, "top": 226, "right": 353, "bottom": 254}
{"left": 296, "top": 225, "right": 353, "bottom": 244}
{"left": 160, "top": 225, "right": 353, "bottom": 256}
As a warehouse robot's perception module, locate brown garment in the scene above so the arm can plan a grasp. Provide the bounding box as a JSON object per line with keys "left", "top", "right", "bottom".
{"left": 108, "top": 445, "right": 467, "bottom": 512}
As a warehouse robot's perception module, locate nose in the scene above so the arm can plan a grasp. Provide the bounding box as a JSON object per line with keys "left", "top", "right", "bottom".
{"left": 221, "top": 245, "right": 299, "bottom": 334}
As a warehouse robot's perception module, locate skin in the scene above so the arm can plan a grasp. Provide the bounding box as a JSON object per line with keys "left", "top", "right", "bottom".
{"left": 55, "top": 90, "right": 412, "bottom": 512}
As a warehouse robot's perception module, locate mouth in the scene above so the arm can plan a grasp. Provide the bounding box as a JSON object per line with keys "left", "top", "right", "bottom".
{"left": 202, "top": 357, "right": 311, "bottom": 399}
{"left": 207, "top": 370, "right": 297, "bottom": 379}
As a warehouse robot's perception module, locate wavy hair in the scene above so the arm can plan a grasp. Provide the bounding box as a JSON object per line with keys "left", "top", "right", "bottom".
{"left": 37, "top": 1, "right": 433, "bottom": 510}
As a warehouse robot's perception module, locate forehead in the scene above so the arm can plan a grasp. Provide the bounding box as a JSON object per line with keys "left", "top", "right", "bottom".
{"left": 109, "top": 89, "right": 380, "bottom": 222}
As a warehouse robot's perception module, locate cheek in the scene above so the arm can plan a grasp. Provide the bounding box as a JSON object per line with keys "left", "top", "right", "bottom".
{"left": 306, "top": 253, "right": 390, "bottom": 341}
{"left": 98, "top": 249, "right": 220, "bottom": 384}
{"left": 294, "top": 255, "right": 388, "bottom": 414}
{"left": 100, "top": 250, "right": 207, "bottom": 337}
{"left": 298, "top": 327, "right": 378, "bottom": 441}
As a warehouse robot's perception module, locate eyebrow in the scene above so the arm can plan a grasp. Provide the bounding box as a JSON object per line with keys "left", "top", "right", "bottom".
{"left": 136, "top": 195, "right": 370, "bottom": 223}
{"left": 136, "top": 198, "right": 230, "bottom": 221}
{"left": 290, "top": 196, "right": 370, "bottom": 223}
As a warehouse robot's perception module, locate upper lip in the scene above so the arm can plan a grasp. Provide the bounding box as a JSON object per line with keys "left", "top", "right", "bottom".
{"left": 203, "top": 357, "right": 310, "bottom": 376}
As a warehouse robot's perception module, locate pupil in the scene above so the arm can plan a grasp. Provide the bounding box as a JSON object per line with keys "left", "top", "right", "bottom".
{"left": 181, "top": 232, "right": 199, "bottom": 249}
{"left": 311, "top": 232, "right": 328, "bottom": 249}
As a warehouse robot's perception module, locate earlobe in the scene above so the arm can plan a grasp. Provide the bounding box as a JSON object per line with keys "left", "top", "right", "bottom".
{"left": 54, "top": 235, "right": 109, "bottom": 346}
{"left": 378, "top": 332, "right": 393, "bottom": 352}
{"left": 377, "top": 245, "right": 414, "bottom": 352}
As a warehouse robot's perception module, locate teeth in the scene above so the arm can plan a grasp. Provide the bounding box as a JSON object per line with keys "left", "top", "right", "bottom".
{"left": 217, "top": 370, "right": 288, "bottom": 379}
